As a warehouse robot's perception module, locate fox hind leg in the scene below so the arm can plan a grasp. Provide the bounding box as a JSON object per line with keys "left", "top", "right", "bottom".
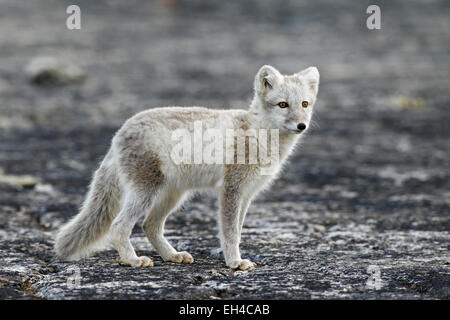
{"left": 143, "top": 188, "right": 193, "bottom": 264}
{"left": 110, "top": 191, "right": 154, "bottom": 267}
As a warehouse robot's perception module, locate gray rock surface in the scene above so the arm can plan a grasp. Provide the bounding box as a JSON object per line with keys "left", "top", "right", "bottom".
{"left": 0, "top": 0, "right": 449, "bottom": 299}
{"left": 25, "top": 56, "right": 86, "bottom": 86}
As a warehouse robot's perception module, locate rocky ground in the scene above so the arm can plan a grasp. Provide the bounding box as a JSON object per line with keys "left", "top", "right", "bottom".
{"left": 0, "top": 0, "right": 449, "bottom": 299}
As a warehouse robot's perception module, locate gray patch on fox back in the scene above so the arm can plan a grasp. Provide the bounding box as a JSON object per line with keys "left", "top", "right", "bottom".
{"left": 115, "top": 133, "right": 164, "bottom": 190}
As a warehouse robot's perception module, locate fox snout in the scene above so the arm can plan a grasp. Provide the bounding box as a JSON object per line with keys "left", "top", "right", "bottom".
{"left": 283, "top": 120, "right": 308, "bottom": 134}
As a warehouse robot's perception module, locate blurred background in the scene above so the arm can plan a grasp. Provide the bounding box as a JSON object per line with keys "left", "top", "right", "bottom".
{"left": 0, "top": 0, "right": 448, "bottom": 299}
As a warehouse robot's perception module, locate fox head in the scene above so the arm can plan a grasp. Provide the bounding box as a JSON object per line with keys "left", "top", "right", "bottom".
{"left": 252, "top": 65, "right": 319, "bottom": 134}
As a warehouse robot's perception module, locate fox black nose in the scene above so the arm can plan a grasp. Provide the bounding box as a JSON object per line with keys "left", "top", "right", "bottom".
{"left": 297, "top": 123, "right": 306, "bottom": 131}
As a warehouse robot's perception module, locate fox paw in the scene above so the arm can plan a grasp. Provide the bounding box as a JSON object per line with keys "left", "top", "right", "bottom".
{"left": 229, "top": 259, "right": 255, "bottom": 271}
{"left": 123, "top": 256, "right": 153, "bottom": 268}
{"left": 167, "top": 251, "right": 194, "bottom": 264}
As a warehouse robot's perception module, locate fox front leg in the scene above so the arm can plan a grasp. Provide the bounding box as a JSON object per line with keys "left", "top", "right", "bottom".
{"left": 219, "top": 187, "right": 255, "bottom": 271}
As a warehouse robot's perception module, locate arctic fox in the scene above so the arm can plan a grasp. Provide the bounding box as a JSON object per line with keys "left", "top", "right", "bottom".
{"left": 55, "top": 65, "right": 320, "bottom": 270}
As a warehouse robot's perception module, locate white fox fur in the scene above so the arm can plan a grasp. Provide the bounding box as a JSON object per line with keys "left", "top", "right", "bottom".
{"left": 55, "top": 65, "right": 320, "bottom": 270}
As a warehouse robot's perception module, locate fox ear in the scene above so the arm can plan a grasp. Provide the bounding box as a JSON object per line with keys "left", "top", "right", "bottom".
{"left": 297, "top": 66, "right": 320, "bottom": 94}
{"left": 254, "top": 65, "right": 282, "bottom": 96}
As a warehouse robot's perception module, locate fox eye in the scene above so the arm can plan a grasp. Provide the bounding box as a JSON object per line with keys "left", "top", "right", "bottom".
{"left": 302, "top": 101, "right": 309, "bottom": 108}
{"left": 278, "top": 102, "right": 289, "bottom": 108}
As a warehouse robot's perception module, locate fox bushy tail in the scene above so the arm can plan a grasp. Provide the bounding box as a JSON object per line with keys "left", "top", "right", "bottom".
{"left": 55, "top": 152, "right": 121, "bottom": 260}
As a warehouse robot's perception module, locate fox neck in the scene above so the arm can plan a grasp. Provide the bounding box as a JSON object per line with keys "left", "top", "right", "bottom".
{"left": 247, "top": 95, "right": 301, "bottom": 159}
